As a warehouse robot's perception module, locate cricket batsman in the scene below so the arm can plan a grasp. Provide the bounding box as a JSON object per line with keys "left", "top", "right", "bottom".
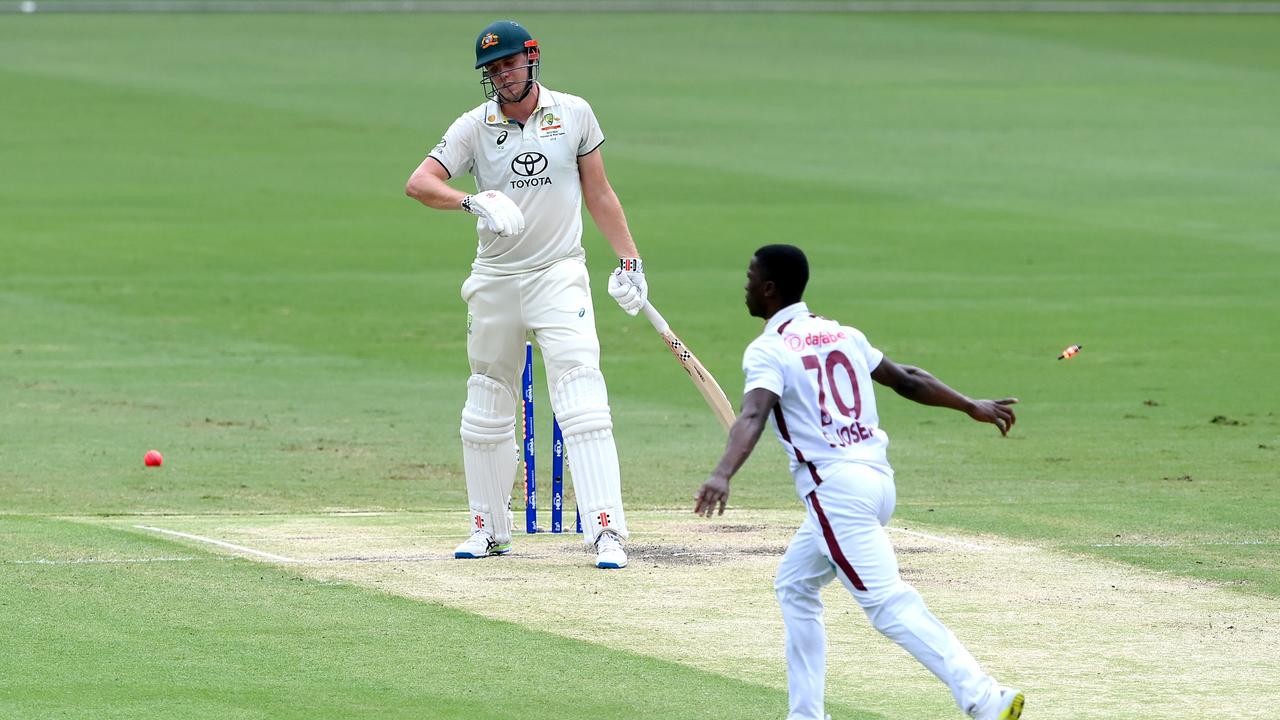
{"left": 695, "top": 245, "right": 1025, "bottom": 719}
{"left": 405, "top": 20, "right": 645, "bottom": 569}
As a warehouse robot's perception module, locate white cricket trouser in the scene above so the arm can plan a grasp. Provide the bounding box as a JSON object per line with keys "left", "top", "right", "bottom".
{"left": 460, "top": 257, "right": 628, "bottom": 543}
{"left": 773, "top": 463, "right": 998, "bottom": 720}
{"left": 462, "top": 257, "right": 601, "bottom": 390}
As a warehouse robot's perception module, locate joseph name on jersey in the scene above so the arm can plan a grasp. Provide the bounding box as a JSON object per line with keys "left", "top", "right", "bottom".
{"left": 428, "top": 85, "right": 605, "bottom": 275}
{"left": 743, "top": 302, "right": 892, "bottom": 498}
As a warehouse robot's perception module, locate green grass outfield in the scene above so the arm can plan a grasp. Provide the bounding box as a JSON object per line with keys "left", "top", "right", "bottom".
{"left": 2, "top": 12, "right": 1278, "bottom": 719}
{"left": 12, "top": 0, "right": 1280, "bottom": 7}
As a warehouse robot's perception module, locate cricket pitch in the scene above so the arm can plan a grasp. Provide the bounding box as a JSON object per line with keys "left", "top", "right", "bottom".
{"left": 87, "top": 510, "right": 1280, "bottom": 719}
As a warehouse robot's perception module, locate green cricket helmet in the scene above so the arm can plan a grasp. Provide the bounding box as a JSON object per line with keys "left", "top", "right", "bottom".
{"left": 474, "top": 20, "right": 540, "bottom": 103}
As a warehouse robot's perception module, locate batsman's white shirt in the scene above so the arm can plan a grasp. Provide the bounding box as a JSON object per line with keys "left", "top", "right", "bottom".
{"left": 743, "top": 302, "right": 892, "bottom": 498}
{"left": 427, "top": 84, "right": 605, "bottom": 276}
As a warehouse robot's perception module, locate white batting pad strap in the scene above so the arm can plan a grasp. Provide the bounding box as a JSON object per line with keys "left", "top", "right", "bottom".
{"left": 553, "top": 367, "right": 628, "bottom": 542}
{"left": 552, "top": 366, "right": 613, "bottom": 435}
{"left": 459, "top": 375, "right": 518, "bottom": 543}
{"left": 460, "top": 374, "right": 517, "bottom": 446}
{"left": 460, "top": 408, "right": 514, "bottom": 446}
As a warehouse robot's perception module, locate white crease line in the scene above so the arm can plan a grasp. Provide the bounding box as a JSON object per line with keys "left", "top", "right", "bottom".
{"left": 888, "top": 526, "right": 993, "bottom": 552}
{"left": 134, "top": 525, "right": 297, "bottom": 563}
{"left": 10, "top": 556, "right": 199, "bottom": 565}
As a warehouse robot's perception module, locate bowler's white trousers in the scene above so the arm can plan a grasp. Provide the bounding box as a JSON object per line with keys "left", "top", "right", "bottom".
{"left": 774, "top": 462, "right": 998, "bottom": 719}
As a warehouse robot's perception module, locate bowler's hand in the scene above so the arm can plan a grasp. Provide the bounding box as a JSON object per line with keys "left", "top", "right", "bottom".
{"left": 462, "top": 190, "right": 525, "bottom": 237}
{"left": 968, "top": 398, "right": 1018, "bottom": 436}
{"left": 694, "top": 475, "right": 730, "bottom": 517}
{"left": 607, "top": 259, "right": 647, "bottom": 316}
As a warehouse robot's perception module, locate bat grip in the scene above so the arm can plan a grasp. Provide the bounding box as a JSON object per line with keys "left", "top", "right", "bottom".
{"left": 641, "top": 302, "right": 670, "bottom": 334}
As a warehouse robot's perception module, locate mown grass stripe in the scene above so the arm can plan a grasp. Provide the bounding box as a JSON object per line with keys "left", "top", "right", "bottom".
{"left": 8, "top": 0, "right": 1280, "bottom": 12}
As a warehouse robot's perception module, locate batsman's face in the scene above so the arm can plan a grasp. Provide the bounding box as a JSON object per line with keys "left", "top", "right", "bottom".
{"left": 484, "top": 53, "right": 533, "bottom": 103}
{"left": 745, "top": 259, "right": 768, "bottom": 318}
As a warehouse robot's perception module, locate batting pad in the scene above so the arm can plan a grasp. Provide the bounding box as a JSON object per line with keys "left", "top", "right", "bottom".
{"left": 552, "top": 366, "right": 628, "bottom": 543}
{"left": 460, "top": 374, "right": 519, "bottom": 544}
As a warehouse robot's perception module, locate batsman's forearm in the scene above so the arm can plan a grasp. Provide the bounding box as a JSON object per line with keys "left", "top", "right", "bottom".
{"left": 585, "top": 189, "right": 638, "bottom": 258}
{"left": 709, "top": 410, "right": 769, "bottom": 481}
{"left": 894, "top": 366, "right": 975, "bottom": 414}
{"left": 405, "top": 173, "right": 469, "bottom": 211}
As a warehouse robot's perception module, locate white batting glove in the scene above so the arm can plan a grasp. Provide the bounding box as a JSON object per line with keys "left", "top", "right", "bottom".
{"left": 607, "top": 258, "right": 647, "bottom": 316}
{"left": 461, "top": 190, "right": 525, "bottom": 237}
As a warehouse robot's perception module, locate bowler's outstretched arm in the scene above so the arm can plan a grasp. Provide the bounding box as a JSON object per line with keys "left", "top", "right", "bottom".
{"left": 870, "top": 358, "right": 1018, "bottom": 436}
{"left": 695, "top": 388, "right": 779, "bottom": 517}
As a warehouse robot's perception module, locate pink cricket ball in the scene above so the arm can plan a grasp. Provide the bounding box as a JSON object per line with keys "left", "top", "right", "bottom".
{"left": 144, "top": 450, "right": 164, "bottom": 467}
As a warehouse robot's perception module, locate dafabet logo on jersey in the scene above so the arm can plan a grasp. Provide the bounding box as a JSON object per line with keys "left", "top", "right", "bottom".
{"left": 784, "top": 330, "right": 848, "bottom": 352}
{"left": 480, "top": 33, "right": 499, "bottom": 49}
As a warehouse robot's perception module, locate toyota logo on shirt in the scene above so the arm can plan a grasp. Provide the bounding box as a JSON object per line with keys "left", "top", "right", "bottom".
{"left": 511, "top": 152, "right": 548, "bottom": 177}
{"left": 509, "top": 152, "right": 552, "bottom": 189}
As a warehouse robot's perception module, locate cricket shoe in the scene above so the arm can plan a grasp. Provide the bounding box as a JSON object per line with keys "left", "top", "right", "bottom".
{"left": 975, "top": 687, "right": 1024, "bottom": 720}
{"left": 594, "top": 531, "right": 628, "bottom": 569}
{"left": 453, "top": 531, "right": 511, "bottom": 559}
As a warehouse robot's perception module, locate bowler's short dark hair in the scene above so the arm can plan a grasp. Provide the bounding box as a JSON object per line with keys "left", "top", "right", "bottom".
{"left": 753, "top": 244, "right": 809, "bottom": 304}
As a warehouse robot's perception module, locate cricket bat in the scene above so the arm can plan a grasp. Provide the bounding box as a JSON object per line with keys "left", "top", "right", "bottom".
{"left": 642, "top": 301, "right": 736, "bottom": 432}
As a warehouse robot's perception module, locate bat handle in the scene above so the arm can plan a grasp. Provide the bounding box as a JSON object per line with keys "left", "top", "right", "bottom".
{"left": 641, "top": 301, "right": 670, "bottom": 334}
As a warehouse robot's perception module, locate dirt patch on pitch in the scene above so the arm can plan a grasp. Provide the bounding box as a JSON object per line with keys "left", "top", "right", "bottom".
{"left": 104, "top": 510, "right": 1280, "bottom": 720}
{"left": 618, "top": 542, "right": 786, "bottom": 566}
{"left": 707, "top": 522, "right": 769, "bottom": 533}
